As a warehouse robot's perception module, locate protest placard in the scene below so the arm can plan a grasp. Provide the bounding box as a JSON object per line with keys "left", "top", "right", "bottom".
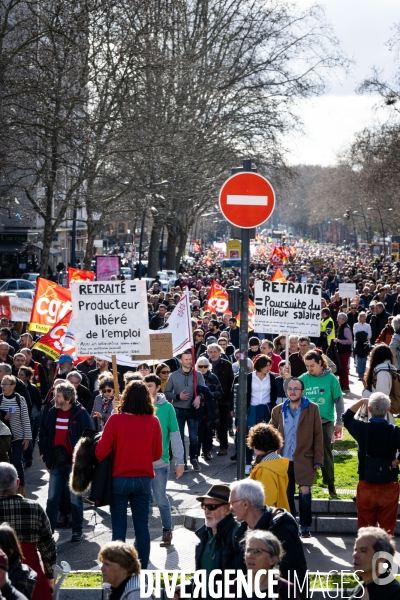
{"left": 133, "top": 333, "right": 173, "bottom": 361}
{"left": 338, "top": 283, "right": 356, "bottom": 299}
{"left": 71, "top": 279, "right": 150, "bottom": 355}
{"left": 254, "top": 280, "right": 321, "bottom": 337}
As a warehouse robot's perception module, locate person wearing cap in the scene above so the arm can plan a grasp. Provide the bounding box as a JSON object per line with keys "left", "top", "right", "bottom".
{"left": 55, "top": 354, "right": 90, "bottom": 390}
{"left": 0, "top": 549, "right": 28, "bottom": 600}
{"left": 173, "top": 484, "right": 243, "bottom": 600}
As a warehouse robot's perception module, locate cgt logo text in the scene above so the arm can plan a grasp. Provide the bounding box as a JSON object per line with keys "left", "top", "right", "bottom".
{"left": 139, "top": 569, "right": 381, "bottom": 598}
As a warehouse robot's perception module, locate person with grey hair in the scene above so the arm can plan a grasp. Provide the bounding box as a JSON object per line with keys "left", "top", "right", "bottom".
{"left": 41, "top": 381, "right": 92, "bottom": 542}
{"left": 389, "top": 314, "right": 400, "bottom": 371}
{"left": 350, "top": 526, "right": 400, "bottom": 599}
{"left": 333, "top": 312, "right": 352, "bottom": 392}
{"left": 229, "top": 480, "right": 307, "bottom": 597}
{"left": 343, "top": 393, "right": 400, "bottom": 535}
{"left": 65, "top": 371, "right": 91, "bottom": 410}
{"left": 229, "top": 530, "right": 300, "bottom": 600}
{"left": 195, "top": 357, "right": 222, "bottom": 460}
{"left": 0, "top": 463, "right": 56, "bottom": 600}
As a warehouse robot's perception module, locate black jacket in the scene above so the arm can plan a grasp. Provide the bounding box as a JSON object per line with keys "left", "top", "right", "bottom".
{"left": 0, "top": 580, "right": 29, "bottom": 600}
{"left": 192, "top": 514, "right": 244, "bottom": 594}
{"left": 211, "top": 358, "right": 234, "bottom": 405}
{"left": 235, "top": 507, "right": 307, "bottom": 597}
{"left": 370, "top": 310, "right": 390, "bottom": 344}
{"left": 87, "top": 368, "right": 123, "bottom": 394}
{"left": 246, "top": 372, "right": 277, "bottom": 409}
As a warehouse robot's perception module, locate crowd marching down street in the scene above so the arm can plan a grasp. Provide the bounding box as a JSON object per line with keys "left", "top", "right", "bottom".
{"left": 0, "top": 240, "right": 400, "bottom": 599}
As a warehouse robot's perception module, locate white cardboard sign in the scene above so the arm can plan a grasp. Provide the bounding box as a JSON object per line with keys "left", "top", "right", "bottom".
{"left": 71, "top": 280, "right": 150, "bottom": 355}
{"left": 254, "top": 280, "right": 321, "bottom": 337}
{"left": 338, "top": 283, "right": 356, "bottom": 298}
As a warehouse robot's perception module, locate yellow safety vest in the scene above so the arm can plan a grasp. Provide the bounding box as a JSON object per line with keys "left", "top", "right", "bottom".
{"left": 320, "top": 317, "right": 335, "bottom": 346}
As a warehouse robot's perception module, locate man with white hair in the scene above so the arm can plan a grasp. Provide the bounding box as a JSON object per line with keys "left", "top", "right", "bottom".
{"left": 229, "top": 479, "right": 307, "bottom": 596}
{"left": 343, "top": 393, "right": 400, "bottom": 535}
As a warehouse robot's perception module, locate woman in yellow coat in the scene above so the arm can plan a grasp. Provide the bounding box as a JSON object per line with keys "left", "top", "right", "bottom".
{"left": 247, "top": 422, "right": 290, "bottom": 511}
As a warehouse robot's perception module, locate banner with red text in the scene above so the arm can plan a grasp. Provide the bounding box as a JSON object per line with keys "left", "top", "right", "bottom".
{"left": 205, "top": 281, "right": 230, "bottom": 314}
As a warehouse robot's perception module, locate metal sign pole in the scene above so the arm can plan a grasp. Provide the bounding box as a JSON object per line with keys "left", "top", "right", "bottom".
{"left": 236, "top": 158, "right": 252, "bottom": 480}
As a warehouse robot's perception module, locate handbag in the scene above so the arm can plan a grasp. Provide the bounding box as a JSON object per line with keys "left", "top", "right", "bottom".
{"left": 364, "top": 424, "right": 394, "bottom": 484}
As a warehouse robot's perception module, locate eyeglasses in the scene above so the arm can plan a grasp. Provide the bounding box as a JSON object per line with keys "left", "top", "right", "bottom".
{"left": 160, "top": 371, "right": 170, "bottom": 375}
{"left": 287, "top": 387, "right": 302, "bottom": 392}
{"left": 245, "top": 548, "right": 271, "bottom": 557}
{"left": 198, "top": 365, "right": 208, "bottom": 369}
{"left": 201, "top": 502, "right": 227, "bottom": 511}
{"left": 103, "top": 389, "right": 114, "bottom": 393}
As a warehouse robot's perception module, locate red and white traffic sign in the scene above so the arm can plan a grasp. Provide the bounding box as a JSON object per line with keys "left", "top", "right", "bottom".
{"left": 219, "top": 171, "right": 275, "bottom": 228}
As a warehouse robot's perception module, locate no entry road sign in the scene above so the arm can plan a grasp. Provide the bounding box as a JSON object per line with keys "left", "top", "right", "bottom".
{"left": 219, "top": 171, "right": 275, "bottom": 228}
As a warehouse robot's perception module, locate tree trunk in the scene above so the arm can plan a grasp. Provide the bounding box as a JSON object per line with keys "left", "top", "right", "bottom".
{"left": 166, "top": 225, "right": 178, "bottom": 270}
{"left": 84, "top": 217, "right": 98, "bottom": 270}
{"left": 39, "top": 220, "right": 53, "bottom": 278}
{"left": 176, "top": 227, "right": 188, "bottom": 272}
{"left": 147, "top": 222, "right": 162, "bottom": 277}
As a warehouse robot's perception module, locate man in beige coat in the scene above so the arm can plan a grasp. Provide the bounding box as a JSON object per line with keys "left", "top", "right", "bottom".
{"left": 270, "top": 378, "right": 323, "bottom": 539}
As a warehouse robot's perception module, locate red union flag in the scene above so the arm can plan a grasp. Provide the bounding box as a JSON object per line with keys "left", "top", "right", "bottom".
{"left": 205, "top": 281, "right": 230, "bottom": 314}
{"left": 32, "top": 311, "right": 72, "bottom": 360}
{"left": 28, "top": 278, "right": 73, "bottom": 333}
{"left": 68, "top": 267, "right": 95, "bottom": 287}
{"left": 193, "top": 240, "right": 201, "bottom": 253}
{"left": 235, "top": 299, "right": 255, "bottom": 331}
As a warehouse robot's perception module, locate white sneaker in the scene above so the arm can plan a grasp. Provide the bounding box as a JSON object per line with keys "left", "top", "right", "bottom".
{"left": 245, "top": 465, "right": 252, "bottom": 475}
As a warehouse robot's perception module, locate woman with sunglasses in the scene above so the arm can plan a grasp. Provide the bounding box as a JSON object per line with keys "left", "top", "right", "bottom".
{"left": 91, "top": 377, "right": 115, "bottom": 431}
{"left": 155, "top": 364, "right": 170, "bottom": 392}
{"left": 229, "top": 530, "right": 299, "bottom": 599}
{"left": 195, "top": 358, "right": 222, "bottom": 460}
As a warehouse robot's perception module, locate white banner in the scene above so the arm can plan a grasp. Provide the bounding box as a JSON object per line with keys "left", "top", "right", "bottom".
{"left": 254, "top": 280, "right": 321, "bottom": 337}
{"left": 162, "top": 288, "right": 193, "bottom": 356}
{"left": 71, "top": 280, "right": 150, "bottom": 355}
{"left": 0, "top": 295, "right": 33, "bottom": 322}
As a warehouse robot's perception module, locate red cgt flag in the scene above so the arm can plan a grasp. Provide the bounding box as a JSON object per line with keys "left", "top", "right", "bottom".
{"left": 235, "top": 299, "right": 255, "bottom": 331}
{"left": 193, "top": 240, "right": 201, "bottom": 253}
{"left": 205, "top": 281, "right": 230, "bottom": 314}
{"left": 271, "top": 267, "right": 287, "bottom": 282}
{"left": 32, "top": 311, "right": 72, "bottom": 361}
{"left": 68, "top": 267, "right": 95, "bottom": 287}
{"left": 28, "top": 278, "right": 72, "bottom": 333}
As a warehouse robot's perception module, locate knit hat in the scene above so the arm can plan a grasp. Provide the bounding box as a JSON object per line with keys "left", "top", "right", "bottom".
{"left": 0, "top": 550, "right": 9, "bottom": 572}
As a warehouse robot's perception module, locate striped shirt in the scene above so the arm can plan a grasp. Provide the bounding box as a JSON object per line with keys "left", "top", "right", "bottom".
{"left": 0, "top": 394, "right": 31, "bottom": 441}
{"left": 54, "top": 408, "right": 72, "bottom": 455}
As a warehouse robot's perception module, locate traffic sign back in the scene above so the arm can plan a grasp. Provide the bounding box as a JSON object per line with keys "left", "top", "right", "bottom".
{"left": 219, "top": 172, "right": 275, "bottom": 228}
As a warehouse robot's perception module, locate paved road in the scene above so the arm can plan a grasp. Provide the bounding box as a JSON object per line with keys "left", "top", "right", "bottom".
{"left": 24, "top": 360, "right": 366, "bottom": 571}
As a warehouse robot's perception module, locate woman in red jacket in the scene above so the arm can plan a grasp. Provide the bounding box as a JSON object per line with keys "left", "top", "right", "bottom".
{"left": 95, "top": 380, "right": 162, "bottom": 569}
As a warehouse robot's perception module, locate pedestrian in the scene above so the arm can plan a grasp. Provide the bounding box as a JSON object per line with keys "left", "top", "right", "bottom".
{"left": 154, "top": 363, "right": 170, "bottom": 392}
{"left": 353, "top": 312, "right": 372, "bottom": 380}
{"left": 143, "top": 374, "right": 184, "bottom": 547}
{"left": 16, "top": 367, "right": 41, "bottom": 469}
{"left": 332, "top": 312, "right": 352, "bottom": 392}
{"left": 284, "top": 350, "right": 344, "bottom": 498}
{"left": 91, "top": 377, "right": 115, "bottom": 431}
{"left": 270, "top": 378, "right": 323, "bottom": 538}
{"left": 0, "top": 463, "right": 56, "bottom": 600}
{"left": 343, "top": 394, "right": 400, "bottom": 535}
{"left": 350, "top": 527, "right": 400, "bottom": 599}
{"left": 41, "top": 381, "right": 92, "bottom": 542}
{"left": 229, "top": 530, "right": 300, "bottom": 600}
{"left": 246, "top": 355, "right": 277, "bottom": 474}
{"left": 207, "top": 343, "right": 234, "bottom": 457}
{"left": 94, "top": 381, "right": 162, "bottom": 568}
{"left": 98, "top": 541, "right": 143, "bottom": 600}
{"left": 362, "top": 344, "right": 397, "bottom": 421}
{"left": 164, "top": 349, "right": 205, "bottom": 472}
{"left": 195, "top": 358, "right": 222, "bottom": 460}
{"left": 0, "top": 375, "right": 31, "bottom": 496}
{"left": 0, "top": 524, "right": 36, "bottom": 599}
{"left": 0, "top": 549, "right": 28, "bottom": 600}
{"left": 370, "top": 302, "right": 390, "bottom": 345}
{"left": 247, "top": 422, "right": 290, "bottom": 511}
{"left": 229, "top": 480, "right": 307, "bottom": 599}
{"left": 320, "top": 308, "right": 335, "bottom": 353}
{"left": 389, "top": 315, "right": 400, "bottom": 371}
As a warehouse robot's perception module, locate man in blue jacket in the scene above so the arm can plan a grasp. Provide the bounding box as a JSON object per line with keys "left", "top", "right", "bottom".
{"left": 41, "top": 381, "right": 92, "bottom": 542}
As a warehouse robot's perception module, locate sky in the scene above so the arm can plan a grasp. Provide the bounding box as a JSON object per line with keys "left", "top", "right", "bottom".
{"left": 286, "top": 0, "right": 399, "bottom": 166}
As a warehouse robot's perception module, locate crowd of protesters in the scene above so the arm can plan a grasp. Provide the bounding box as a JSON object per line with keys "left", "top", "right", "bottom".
{"left": 0, "top": 242, "right": 398, "bottom": 597}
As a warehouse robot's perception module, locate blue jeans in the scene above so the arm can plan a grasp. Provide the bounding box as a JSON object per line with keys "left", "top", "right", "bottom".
{"left": 286, "top": 461, "right": 312, "bottom": 528}
{"left": 356, "top": 356, "right": 367, "bottom": 378}
{"left": 175, "top": 408, "right": 198, "bottom": 464}
{"left": 46, "top": 465, "right": 83, "bottom": 535}
{"left": 111, "top": 476, "right": 151, "bottom": 568}
{"left": 152, "top": 466, "right": 172, "bottom": 530}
